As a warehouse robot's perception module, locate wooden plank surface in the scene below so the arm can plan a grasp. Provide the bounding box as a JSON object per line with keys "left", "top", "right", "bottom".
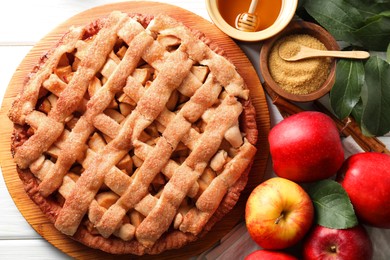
{"left": 0, "top": 1, "right": 270, "bottom": 259}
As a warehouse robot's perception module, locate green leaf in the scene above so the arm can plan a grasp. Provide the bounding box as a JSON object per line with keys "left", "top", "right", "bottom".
{"left": 303, "top": 0, "right": 390, "bottom": 50}
{"left": 330, "top": 59, "right": 365, "bottom": 119}
{"left": 351, "top": 98, "right": 363, "bottom": 122}
{"left": 308, "top": 180, "right": 358, "bottom": 229}
{"left": 387, "top": 43, "right": 390, "bottom": 63}
{"left": 345, "top": 0, "right": 390, "bottom": 19}
{"left": 352, "top": 98, "right": 375, "bottom": 136}
{"left": 354, "top": 15, "right": 390, "bottom": 51}
{"left": 304, "top": 0, "right": 363, "bottom": 44}
{"left": 353, "top": 78, "right": 376, "bottom": 136}
{"left": 379, "top": 10, "right": 390, "bottom": 18}
{"left": 361, "top": 56, "right": 390, "bottom": 135}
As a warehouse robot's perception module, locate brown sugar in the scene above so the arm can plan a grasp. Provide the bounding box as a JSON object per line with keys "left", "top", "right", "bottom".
{"left": 278, "top": 41, "right": 301, "bottom": 59}
{"left": 268, "top": 34, "right": 332, "bottom": 95}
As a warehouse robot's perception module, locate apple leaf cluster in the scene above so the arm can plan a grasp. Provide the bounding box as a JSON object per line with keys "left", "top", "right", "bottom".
{"left": 302, "top": 0, "right": 390, "bottom": 51}
{"left": 308, "top": 179, "right": 358, "bottom": 229}
{"left": 300, "top": 0, "right": 390, "bottom": 136}
{"left": 330, "top": 56, "right": 390, "bottom": 136}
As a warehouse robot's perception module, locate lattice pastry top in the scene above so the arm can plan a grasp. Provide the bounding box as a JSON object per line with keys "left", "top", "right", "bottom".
{"left": 9, "top": 11, "right": 258, "bottom": 255}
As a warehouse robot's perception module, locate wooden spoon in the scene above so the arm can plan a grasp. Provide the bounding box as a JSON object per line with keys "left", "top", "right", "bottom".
{"left": 279, "top": 41, "right": 370, "bottom": 61}
{"left": 235, "top": 0, "right": 259, "bottom": 32}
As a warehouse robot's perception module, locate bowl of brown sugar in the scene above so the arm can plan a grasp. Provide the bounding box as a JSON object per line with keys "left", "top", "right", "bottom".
{"left": 260, "top": 20, "right": 339, "bottom": 102}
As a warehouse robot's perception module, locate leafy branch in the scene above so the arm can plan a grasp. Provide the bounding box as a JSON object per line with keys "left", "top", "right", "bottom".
{"left": 299, "top": 0, "right": 390, "bottom": 136}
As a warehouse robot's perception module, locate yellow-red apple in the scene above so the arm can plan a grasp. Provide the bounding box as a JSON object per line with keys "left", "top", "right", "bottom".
{"left": 269, "top": 111, "right": 344, "bottom": 182}
{"left": 245, "top": 177, "right": 314, "bottom": 250}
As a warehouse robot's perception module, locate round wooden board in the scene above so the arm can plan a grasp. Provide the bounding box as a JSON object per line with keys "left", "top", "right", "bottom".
{"left": 0, "top": 1, "right": 270, "bottom": 259}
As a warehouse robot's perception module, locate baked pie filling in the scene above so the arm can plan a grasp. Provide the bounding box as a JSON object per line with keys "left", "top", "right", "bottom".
{"left": 8, "top": 11, "right": 258, "bottom": 255}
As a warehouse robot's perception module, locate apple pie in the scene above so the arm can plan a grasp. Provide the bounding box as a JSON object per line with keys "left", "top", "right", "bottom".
{"left": 8, "top": 11, "right": 258, "bottom": 255}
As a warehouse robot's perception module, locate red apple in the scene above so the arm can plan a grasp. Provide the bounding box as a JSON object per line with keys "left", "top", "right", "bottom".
{"left": 245, "top": 177, "right": 314, "bottom": 250}
{"left": 303, "top": 224, "right": 373, "bottom": 260}
{"left": 269, "top": 111, "right": 344, "bottom": 182}
{"left": 245, "top": 250, "right": 298, "bottom": 260}
{"left": 337, "top": 152, "right": 390, "bottom": 228}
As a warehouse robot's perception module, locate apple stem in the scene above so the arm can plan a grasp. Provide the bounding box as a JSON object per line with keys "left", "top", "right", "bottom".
{"left": 340, "top": 117, "right": 352, "bottom": 134}
{"left": 274, "top": 213, "right": 285, "bottom": 224}
{"left": 330, "top": 245, "right": 337, "bottom": 253}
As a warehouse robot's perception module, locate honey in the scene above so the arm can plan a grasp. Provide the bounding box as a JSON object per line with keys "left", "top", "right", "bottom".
{"left": 217, "top": 0, "right": 282, "bottom": 31}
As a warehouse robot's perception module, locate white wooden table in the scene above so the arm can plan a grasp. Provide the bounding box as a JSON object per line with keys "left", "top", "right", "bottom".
{"left": 0, "top": 1, "right": 389, "bottom": 259}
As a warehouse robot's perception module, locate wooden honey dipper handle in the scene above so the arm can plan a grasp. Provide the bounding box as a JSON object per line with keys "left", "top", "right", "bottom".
{"left": 248, "top": 0, "right": 259, "bottom": 14}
